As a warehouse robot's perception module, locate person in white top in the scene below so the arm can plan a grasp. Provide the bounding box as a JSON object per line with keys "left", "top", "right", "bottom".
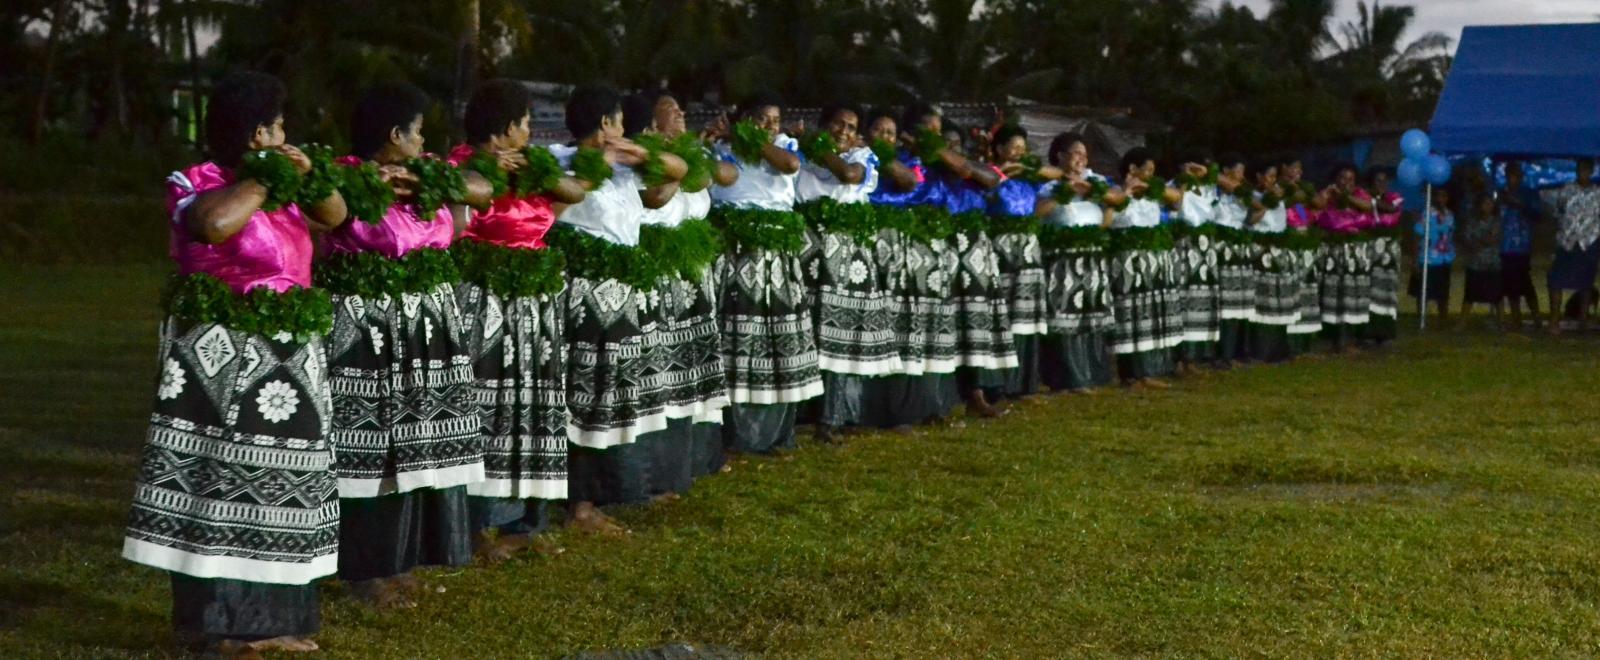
{"left": 1213, "top": 154, "right": 1257, "bottom": 363}
{"left": 1173, "top": 157, "right": 1223, "bottom": 373}
{"left": 1107, "top": 148, "right": 1186, "bottom": 388}
{"left": 619, "top": 91, "right": 733, "bottom": 500}
{"left": 793, "top": 103, "right": 897, "bottom": 442}
{"left": 1246, "top": 159, "right": 1298, "bottom": 363}
{"left": 553, "top": 84, "right": 689, "bottom": 536}
{"left": 1036, "top": 132, "right": 1120, "bottom": 393}
{"left": 706, "top": 93, "right": 823, "bottom": 456}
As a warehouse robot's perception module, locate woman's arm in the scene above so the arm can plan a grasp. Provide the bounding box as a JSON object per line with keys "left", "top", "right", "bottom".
{"left": 762, "top": 142, "right": 801, "bottom": 174}
{"left": 184, "top": 181, "right": 271, "bottom": 244}
{"left": 818, "top": 151, "right": 865, "bottom": 185}
{"left": 713, "top": 161, "right": 739, "bottom": 187}
{"left": 882, "top": 159, "right": 918, "bottom": 192}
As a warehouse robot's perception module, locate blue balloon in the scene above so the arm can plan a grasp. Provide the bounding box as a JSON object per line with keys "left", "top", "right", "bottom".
{"left": 1397, "top": 158, "right": 1424, "bottom": 188}
{"left": 1400, "top": 129, "right": 1432, "bottom": 160}
{"left": 1426, "top": 154, "right": 1452, "bottom": 185}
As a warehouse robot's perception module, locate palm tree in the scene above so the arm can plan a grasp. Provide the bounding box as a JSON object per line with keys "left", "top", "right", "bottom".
{"left": 1334, "top": 1, "right": 1451, "bottom": 122}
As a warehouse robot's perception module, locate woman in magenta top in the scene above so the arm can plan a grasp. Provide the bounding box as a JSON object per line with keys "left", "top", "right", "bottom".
{"left": 1315, "top": 162, "right": 1377, "bottom": 351}
{"left": 443, "top": 80, "right": 599, "bottom": 552}
{"left": 319, "top": 82, "right": 494, "bottom": 609}
{"left": 123, "top": 72, "right": 349, "bottom": 655}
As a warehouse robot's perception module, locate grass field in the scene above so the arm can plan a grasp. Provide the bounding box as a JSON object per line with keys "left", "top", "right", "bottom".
{"left": 3, "top": 263, "right": 1600, "bottom": 658}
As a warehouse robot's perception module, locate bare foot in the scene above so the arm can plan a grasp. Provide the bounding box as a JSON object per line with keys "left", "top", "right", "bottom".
{"left": 1142, "top": 378, "right": 1172, "bottom": 389}
{"left": 719, "top": 463, "right": 733, "bottom": 474}
{"left": 653, "top": 492, "right": 683, "bottom": 504}
{"left": 246, "top": 636, "right": 319, "bottom": 653}
{"left": 389, "top": 573, "right": 442, "bottom": 596}
{"left": 892, "top": 424, "right": 916, "bottom": 435}
{"left": 966, "top": 390, "right": 1003, "bottom": 418}
{"left": 349, "top": 578, "right": 416, "bottom": 610}
{"left": 568, "top": 503, "right": 628, "bottom": 536}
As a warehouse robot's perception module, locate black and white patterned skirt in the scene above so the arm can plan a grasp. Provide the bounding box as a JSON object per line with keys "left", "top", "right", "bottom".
{"left": 455, "top": 283, "right": 568, "bottom": 500}
{"left": 565, "top": 275, "right": 667, "bottom": 448}
{"left": 1219, "top": 240, "right": 1257, "bottom": 322}
{"left": 950, "top": 230, "right": 1019, "bottom": 369}
{"left": 1045, "top": 245, "right": 1116, "bottom": 335}
{"left": 326, "top": 285, "right": 482, "bottom": 498}
{"left": 1368, "top": 236, "right": 1401, "bottom": 320}
{"left": 1252, "top": 242, "right": 1301, "bottom": 327}
{"left": 802, "top": 228, "right": 901, "bottom": 376}
{"left": 994, "top": 232, "right": 1048, "bottom": 337}
{"left": 652, "top": 265, "right": 730, "bottom": 422}
{"left": 124, "top": 318, "right": 338, "bottom": 584}
{"left": 1109, "top": 247, "right": 1183, "bottom": 355}
{"left": 718, "top": 248, "right": 825, "bottom": 404}
{"left": 1178, "top": 235, "right": 1221, "bottom": 343}
{"left": 1320, "top": 240, "right": 1373, "bottom": 325}
{"left": 1290, "top": 246, "right": 1324, "bottom": 335}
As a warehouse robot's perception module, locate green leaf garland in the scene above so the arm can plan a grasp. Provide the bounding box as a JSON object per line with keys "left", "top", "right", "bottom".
{"left": 1141, "top": 176, "right": 1168, "bottom": 203}
{"left": 162, "top": 272, "right": 332, "bottom": 340}
{"left": 709, "top": 206, "right": 808, "bottom": 254}
{"left": 665, "top": 134, "right": 714, "bottom": 192}
{"left": 336, "top": 160, "right": 396, "bottom": 224}
{"left": 730, "top": 120, "right": 770, "bottom": 166}
{"left": 797, "top": 131, "right": 840, "bottom": 165}
{"left": 570, "top": 147, "right": 613, "bottom": 187}
{"left": 640, "top": 219, "right": 723, "bottom": 280}
{"left": 315, "top": 247, "right": 460, "bottom": 298}
{"left": 869, "top": 139, "right": 899, "bottom": 179}
{"left": 406, "top": 157, "right": 468, "bottom": 218}
{"left": 462, "top": 150, "right": 509, "bottom": 199}
{"left": 912, "top": 128, "right": 947, "bottom": 166}
{"left": 238, "top": 149, "right": 303, "bottom": 211}
{"left": 1108, "top": 225, "right": 1174, "bottom": 253}
{"left": 514, "top": 145, "right": 564, "bottom": 197}
{"left": 795, "top": 198, "right": 879, "bottom": 246}
{"left": 295, "top": 144, "right": 341, "bottom": 210}
{"left": 1039, "top": 224, "right": 1110, "bottom": 251}
{"left": 544, "top": 226, "right": 659, "bottom": 290}
{"left": 453, "top": 239, "right": 566, "bottom": 298}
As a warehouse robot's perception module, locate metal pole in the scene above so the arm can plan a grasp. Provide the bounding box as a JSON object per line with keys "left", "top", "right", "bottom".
{"left": 1419, "top": 183, "right": 1432, "bottom": 330}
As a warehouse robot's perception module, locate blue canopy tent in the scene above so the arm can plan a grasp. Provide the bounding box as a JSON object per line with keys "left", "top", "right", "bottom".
{"left": 1430, "top": 23, "right": 1600, "bottom": 158}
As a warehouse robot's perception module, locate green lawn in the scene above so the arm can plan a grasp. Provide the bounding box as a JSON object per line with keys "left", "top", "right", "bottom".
{"left": 3, "top": 263, "right": 1599, "bottom": 658}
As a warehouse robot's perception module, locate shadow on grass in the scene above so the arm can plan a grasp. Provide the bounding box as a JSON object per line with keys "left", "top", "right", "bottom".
{"left": 0, "top": 575, "right": 170, "bottom": 653}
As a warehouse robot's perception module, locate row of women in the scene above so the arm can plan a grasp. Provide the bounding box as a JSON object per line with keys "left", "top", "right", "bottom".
{"left": 121, "top": 71, "right": 1404, "bottom": 654}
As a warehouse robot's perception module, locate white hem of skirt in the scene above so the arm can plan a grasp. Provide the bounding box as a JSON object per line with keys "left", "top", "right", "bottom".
{"left": 1219, "top": 310, "right": 1256, "bottom": 321}
{"left": 817, "top": 354, "right": 905, "bottom": 376}
{"left": 956, "top": 353, "right": 1021, "bottom": 370}
{"left": 1252, "top": 313, "right": 1298, "bottom": 326}
{"left": 1322, "top": 313, "right": 1372, "bottom": 324}
{"left": 663, "top": 397, "right": 730, "bottom": 421}
{"left": 1288, "top": 323, "right": 1324, "bottom": 335}
{"left": 728, "top": 380, "right": 826, "bottom": 405}
{"left": 924, "top": 358, "right": 959, "bottom": 374}
{"left": 1368, "top": 304, "right": 1398, "bottom": 318}
{"left": 337, "top": 462, "right": 487, "bottom": 499}
{"left": 692, "top": 407, "right": 726, "bottom": 425}
{"left": 1112, "top": 339, "right": 1171, "bottom": 355}
{"left": 567, "top": 411, "right": 670, "bottom": 450}
{"left": 1183, "top": 330, "right": 1221, "bottom": 343}
{"left": 465, "top": 479, "right": 566, "bottom": 500}
{"left": 122, "top": 538, "right": 337, "bottom": 585}
{"left": 1009, "top": 322, "right": 1049, "bottom": 336}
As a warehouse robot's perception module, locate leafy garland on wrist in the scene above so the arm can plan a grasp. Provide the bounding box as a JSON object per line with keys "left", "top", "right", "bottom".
{"left": 238, "top": 150, "right": 304, "bottom": 211}
{"left": 452, "top": 239, "right": 566, "bottom": 298}
{"left": 1108, "top": 225, "right": 1175, "bottom": 253}
{"left": 869, "top": 139, "right": 899, "bottom": 179}
{"left": 337, "top": 160, "right": 397, "bottom": 224}
{"left": 730, "top": 120, "right": 770, "bottom": 165}
{"left": 462, "top": 150, "right": 509, "bottom": 199}
{"left": 1141, "top": 176, "right": 1168, "bottom": 202}
{"left": 295, "top": 144, "right": 341, "bottom": 210}
{"left": 515, "top": 145, "right": 565, "bottom": 196}
{"left": 163, "top": 272, "right": 333, "bottom": 340}
{"left": 665, "top": 133, "right": 714, "bottom": 192}
{"left": 1177, "top": 163, "right": 1220, "bottom": 189}
{"left": 912, "top": 128, "right": 948, "bottom": 167}
{"left": 1053, "top": 177, "right": 1127, "bottom": 211}
{"left": 633, "top": 138, "right": 671, "bottom": 188}
{"left": 570, "top": 147, "right": 612, "bottom": 187}
{"left": 405, "top": 157, "right": 468, "bottom": 218}
{"left": 797, "top": 131, "right": 840, "bottom": 166}
{"left": 1013, "top": 154, "right": 1049, "bottom": 185}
